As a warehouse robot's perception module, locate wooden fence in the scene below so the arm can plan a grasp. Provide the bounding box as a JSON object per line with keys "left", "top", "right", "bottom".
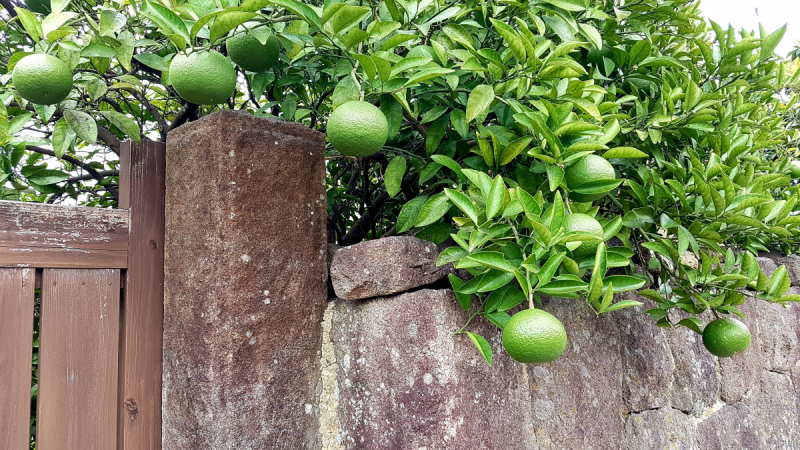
{"left": 0, "top": 141, "right": 165, "bottom": 450}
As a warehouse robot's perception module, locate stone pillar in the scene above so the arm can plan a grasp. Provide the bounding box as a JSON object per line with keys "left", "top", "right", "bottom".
{"left": 163, "top": 110, "right": 327, "bottom": 449}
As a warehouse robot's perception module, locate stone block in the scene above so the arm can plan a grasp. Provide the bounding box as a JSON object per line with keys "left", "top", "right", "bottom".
{"left": 697, "top": 402, "right": 761, "bottom": 450}
{"left": 743, "top": 370, "right": 800, "bottom": 448}
{"left": 664, "top": 322, "right": 718, "bottom": 415}
{"left": 330, "top": 290, "right": 536, "bottom": 449}
{"left": 528, "top": 297, "right": 624, "bottom": 449}
{"left": 621, "top": 408, "right": 697, "bottom": 450}
{"left": 614, "top": 298, "right": 673, "bottom": 412}
{"left": 330, "top": 236, "right": 454, "bottom": 300}
{"left": 718, "top": 301, "right": 763, "bottom": 403}
{"left": 163, "top": 111, "right": 328, "bottom": 449}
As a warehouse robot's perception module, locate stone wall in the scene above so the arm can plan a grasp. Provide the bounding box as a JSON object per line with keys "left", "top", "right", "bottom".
{"left": 320, "top": 238, "right": 800, "bottom": 449}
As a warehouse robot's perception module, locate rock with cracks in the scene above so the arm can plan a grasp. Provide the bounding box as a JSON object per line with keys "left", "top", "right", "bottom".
{"left": 330, "top": 236, "right": 453, "bottom": 300}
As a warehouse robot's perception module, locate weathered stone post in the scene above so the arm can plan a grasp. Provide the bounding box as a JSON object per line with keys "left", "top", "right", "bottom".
{"left": 162, "top": 110, "right": 327, "bottom": 449}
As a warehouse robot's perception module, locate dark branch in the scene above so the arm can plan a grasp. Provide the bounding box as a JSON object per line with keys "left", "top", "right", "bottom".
{"left": 26, "top": 146, "right": 119, "bottom": 200}
{"left": 66, "top": 169, "right": 119, "bottom": 182}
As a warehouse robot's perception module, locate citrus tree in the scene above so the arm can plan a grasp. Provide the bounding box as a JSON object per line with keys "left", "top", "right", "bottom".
{"left": 3, "top": 0, "right": 800, "bottom": 366}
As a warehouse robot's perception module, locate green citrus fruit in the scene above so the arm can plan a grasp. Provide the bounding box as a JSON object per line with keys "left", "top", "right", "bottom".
{"left": 789, "top": 160, "right": 800, "bottom": 179}
{"left": 327, "top": 101, "right": 389, "bottom": 157}
{"left": 226, "top": 33, "right": 280, "bottom": 73}
{"left": 502, "top": 309, "right": 567, "bottom": 363}
{"left": 702, "top": 318, "right": 751, "bottom": 357}
{"left": 170, "top": 51, "right": 236, "bottom": 105}
{"left": 565, "top": 154, "right": 616, "bottom": 202}
{"left": 563, "top": 213, "right": 604, "bottom": 258}
{"left": 12, "top": 54, "right": 73, "bottom": 105}
{"left": 25, "top": 0, "right": 50, "bottom": 14}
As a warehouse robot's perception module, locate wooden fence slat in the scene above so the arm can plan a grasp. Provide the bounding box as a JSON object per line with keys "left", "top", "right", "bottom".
{"left": 0, "top": 201, "right": 129, "bottom": 268}
{"left": 38, "top": 269, "right": 121, "bottom": 450}
{"left": 0, "top": 268, "right": 35, "bottom": 450}
{"left": 118, "top": 140, "right": 166, "bottom": 450}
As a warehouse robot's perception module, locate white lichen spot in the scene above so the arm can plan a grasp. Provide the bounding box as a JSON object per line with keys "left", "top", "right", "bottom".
{"left": 407, "top": 323, "right": 418, "bottom": 337}
{"left": 246, "top": 331, "right": 253, "bottom": 338}
{"left": 251, "top": 315, "right": 256, "bottom": 321}
{"left": 264, "top": 290, "right": 270, "bottom": 296}
{"left": 229, "top": 150, "right": 235, "bottom": 157}
{"left": 534, "top": 399, "right": 555, "bottom": 420}
{"left": 423, "top": 373, "right": 433, "bottom": 385}
{"left": 249, "top": 337, "right": 257, "bottom": 345}
{"left": 229, "top": 213, "right": 235, "bottom": 219}
{"left": 274, "top": 360, "right": 278, "bottom": 364}
{"left": 305, "top": 403, "right": 313, "bottom": 414}
{"left": 241, "top": 254, "right": 251, "bottom": 263}
{"left": 227, "top": 353, "right": 233, "bottom": 361}
{"left": 264, "top": 298, "right": 271, "bottom": 305}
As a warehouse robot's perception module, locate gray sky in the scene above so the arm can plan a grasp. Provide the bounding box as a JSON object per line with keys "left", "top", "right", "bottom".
{"left": 698, "top": 0, "right": 798, "bottom": 57}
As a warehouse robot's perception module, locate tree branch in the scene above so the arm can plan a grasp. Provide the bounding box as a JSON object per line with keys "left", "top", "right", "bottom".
{"left": 165, "top": 103, "right": 199, "bottom": 137}
{"left": 0, "top": 0, "right": 20, "bottom": 17}
{"left": 26, "top": 146, "right": 119, "bottom": 200}
{"left": 66, "top": 169, "right": 119, "bottom": 182}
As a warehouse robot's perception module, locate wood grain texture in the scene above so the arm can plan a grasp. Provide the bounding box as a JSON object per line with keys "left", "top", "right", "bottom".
{"left": 38, "top": 269, "right": 121, "bottom": 450}
{"left": 118, "top": 140, "right": 166, "bottom": 450}
{"left": 0, "top": 201, "right": 129, "bottom": 268}
{"left": 0, "top": 268, "right": 35, "bottom": 450}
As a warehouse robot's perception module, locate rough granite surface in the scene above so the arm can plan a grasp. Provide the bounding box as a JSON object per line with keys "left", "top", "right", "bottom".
{"left": 162, "top": 110, "right": 328, "bottom": 449}
{"left": 330, "top": 236, "right": 453, "bottom": 300}
{"left": 330, "top": 289, "right": 535, "bottom": 449}
{"left": 320, "top": 248, "right": 800, "bottom": 450}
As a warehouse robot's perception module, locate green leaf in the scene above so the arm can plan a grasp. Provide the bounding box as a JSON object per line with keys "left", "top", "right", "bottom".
{"left": 329, "top": 5, "right": 369, "bottom": 34}
{"left": 538, "top": 279, "right": 588, "bottom": 295}
{"left": 64, "top": 110, "right": 97, "bottom": 143}
{"left": 500, "top": 137, "right": 532, "bottom": 166}
{"left": 578, "top": 23, "right": 603, "bottom": 51}
{"left": 598, "top": 281, "right": 614, "bottom": 312}
{"left": 767, "top": 265, "right": 790, "bottom": 296}
{"left": 144, "top": 0, "right": 190, "bottom": 43}
{"left": 759, "top": 24, "right": 787, "bottom": 61}
{"left": 28, "top": 169, "right": 69, "bottom": 185}
{"left": 429, "top": 155, "right": 460, "bottom": 178}
{"left": 486, "top": 311, "right": 512, "bottom": 329}
{"left": 684, "top": 79, "right": 701, "bottom": 111}
{"left": 416, "top": 222, "right": 452, "bottom": 245}
{"left": 448, "top": 274, "right": 471, "bottom": 311}
{"left": 490, "top": 19, "right": 526, "bottom": 62}
{"left": 15, "top": 8, "right": 43, "bottom": 42}
{"left": 99, "top": 111, "right": 140, "bottom": 144}
{"left": 629, "top": 39, "right": 651, "bottom": 66}
{"left": 332, "top": 75, "right": 360, "bottom": 108}
{"left": 537, "top": 252, "right": 566, "bottom": 287}
{"left": 51, "top": 118, "right": 74, "bottom": 158}
{"left": 415, "top": 194, "right": 450, "bottom": 227}
{"left": 425, "top": 114, "right": 449, "bottom": 155}
{"left": 466, "top": 85, "right": 495, "bottom": 123}
{"left": 405, "top": 67, "right": 454, "bottom": 87}
{"left": 396, "top": 195, "right": 428, "bottom": 233}
{"left": 546, "top": 163, "right": 564, "bottom": 192}
{"left": 209, "top": 11, "right": 257, "bottom": 43}
{"left": 485, "top": 175, "right": 505, "bottom": 219}
{"left": 444, "top": 189, "right": 479, "bottom": 225}
{"left": 622, "top": 207, "right": 654, "bottom": 228}
{"left": 465, "top": 332, "right": 492, "bottom": 365}
{"left": 602, "top": 275, "right": 646, "bottom": 292}
{"left": 602, "top": 300, "right": 643, "bottom": 313}
{"left": 603, "top": 216, "right": 622, "bottom": 241}
{"left": 540, "top": 0, "right": 585, "bottom": 11}
{"left": 384, "top": 156, "right": 406, "bottom": 198}
{"left": 678, "top": 317, "right": 703, "bottom": 334}
{"left": 442, "top": 23, "right": 474, "bottom": 50}
{"left": 134, "top": 53, "right": 169, "bottom": 72}
{"left": 468, "top": 252, "right": 514, "bottom": 272}
{"left": 477, "top": 270, "right": 515, "bottom": 292}
{"left": 269, "top": 0, "right": 322, "bottom": 30}
{"left": 379, "top": 94, "right": 402, "bottom": 138}
{"left": 603, "top": 147, "right": 648, "bottom": 159}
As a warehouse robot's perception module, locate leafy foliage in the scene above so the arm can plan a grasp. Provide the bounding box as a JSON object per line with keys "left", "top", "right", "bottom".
{"left": 3, "top": 0, "right": 800, "bottom": 368}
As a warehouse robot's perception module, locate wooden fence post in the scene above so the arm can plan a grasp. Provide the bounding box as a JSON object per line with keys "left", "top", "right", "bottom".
{"left": 118, "top": 140, "right": 166, "bottom": 450}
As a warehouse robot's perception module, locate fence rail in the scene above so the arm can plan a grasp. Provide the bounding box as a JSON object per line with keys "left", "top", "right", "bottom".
{"left": 0, "top": 140, "right": 165, "bottom": 450}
